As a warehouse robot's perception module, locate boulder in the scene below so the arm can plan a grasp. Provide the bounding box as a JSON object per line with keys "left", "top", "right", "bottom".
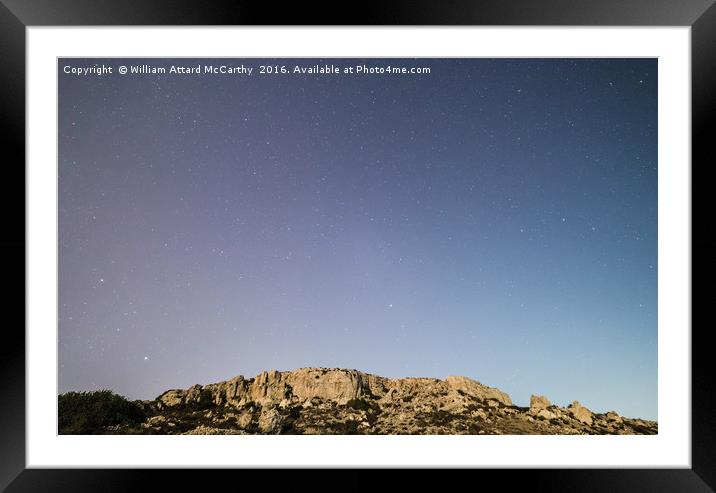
{"left": 147, "top": 415, "right": 167, "bottom": 425}
{"left": 537, "top": 409, "right": 557, "bottom": 420}
{"left": 158, "top": 390, "right": 184, "bottom": 407}
{"left": 568, "top": 401, "right": 593, "bottom": 425}
{"left": 472, "top": 409, "right": 488, "bottom": 420}
{"left": 529, "top": 395, "right": 551, "bottom": 414}
{"left": 258, "top": 408, "right": 283, "bottom": 434}
{"left": 237, "top": 412, "right": 254, "bottom": 429}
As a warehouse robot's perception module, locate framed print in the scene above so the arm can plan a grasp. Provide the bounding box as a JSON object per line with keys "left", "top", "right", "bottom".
{"left": 3, "top": 0, "right": 713, "bottom": 489}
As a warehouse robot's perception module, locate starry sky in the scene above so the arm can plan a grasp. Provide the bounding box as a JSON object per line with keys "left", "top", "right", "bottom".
{"left": 58, "top": 58, "right": 657, "bottom": 420}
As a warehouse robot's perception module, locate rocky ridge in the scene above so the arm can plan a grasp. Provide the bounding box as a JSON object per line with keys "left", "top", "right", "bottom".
{"left": 116, "top": 368, "right": 657, "bottom": 435}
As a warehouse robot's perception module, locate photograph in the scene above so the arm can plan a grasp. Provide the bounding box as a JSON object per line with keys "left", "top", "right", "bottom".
{"left": 57, "top": 57, "right": 658, "bottom": 436}
{"left": 4, "top": 0, "right": 709, "bottom": 484}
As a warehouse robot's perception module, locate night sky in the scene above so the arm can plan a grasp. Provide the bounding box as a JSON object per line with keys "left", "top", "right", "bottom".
{"left": 58, "top": 58, "right": 657, "bottom": 419}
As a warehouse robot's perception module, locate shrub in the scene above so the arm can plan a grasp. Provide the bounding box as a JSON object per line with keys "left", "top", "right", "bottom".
{"left": 346, "top": 398, "right": 371, "bottom": 411}
{"left": 339, "top": 420, "right": 360, "bottom": 435}
{"left": 58, "top": 390, "right": 145, "bottom": 434}
{"left": 196, "top": 389, "right": 216, "bottom": 410}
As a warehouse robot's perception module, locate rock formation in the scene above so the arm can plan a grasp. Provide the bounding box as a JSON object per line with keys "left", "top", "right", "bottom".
{"left": 528, "top": 395, "right": 559, "bottom": 420}
{"left": 157, "top": 368, "right": 512, "bottom": 411}
{"left": 83, "top": 367, "right": 658, "bottom": 435}
{"left": 529, "top": 395, "right": 551, "bottom": 413}
{"left": 568, "top": 401, "right": 594, "bottom": 426}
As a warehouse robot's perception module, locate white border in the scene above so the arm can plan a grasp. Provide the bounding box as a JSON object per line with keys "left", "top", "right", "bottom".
{"left": 27, "top": 27, "right": 691, "bottom": 468}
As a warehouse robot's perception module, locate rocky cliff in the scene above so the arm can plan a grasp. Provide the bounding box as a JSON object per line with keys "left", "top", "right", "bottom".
{"left": 107, "top": 368, "right": 657, "bottom": 435}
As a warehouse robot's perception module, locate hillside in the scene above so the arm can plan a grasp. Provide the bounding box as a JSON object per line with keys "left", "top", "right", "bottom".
{"left": 59, "top": 367, "right": 658, "bottom": 435}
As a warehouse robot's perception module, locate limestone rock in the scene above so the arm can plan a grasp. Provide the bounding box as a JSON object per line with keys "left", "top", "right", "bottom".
{"left": 163, "top": 368, "right": 513, "bottom": 411}
{"left": 258, "top": 407, "right": 283, "bottom": 434}
{"left": 249, "top": 370, "right": 291, "bottom": 406}
{"left": 284, "top": 368, "right": 366, "bottom": 405}
{"left": 204, "top": 375, "right": 249, "bottom": 407}
{"left": 537, "top": 409, "right": 557, "bottom": 420}
{"left": 147, "top": 415, "right": 167, "bottom": 425}
{"left": 529, "top": 395, "right": 551, "bottom": 414}
{"left": 444, "top": 375, "right": 512, "bottom": 406}
{"left": 237, "top": 412, "right": 254, "bottom": 429}
{"left": 440, "top": 399, "right": 468, "bottom": 413}
{"left": 187, "top": 385, "right": 216, "bottom": 407}
{"left": 568, "top": 401, "right": 593, "bottom": 425}
{"left": 184, "top": 385, "right": 203, "bottom": 403}
{"left": 158, "top": 390, "right": 184, "bottom": 407}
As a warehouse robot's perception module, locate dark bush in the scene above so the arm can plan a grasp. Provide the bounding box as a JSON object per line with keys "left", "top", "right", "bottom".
{"left": 196, "top": 389, "right": 216, "bottom": 410}
{"left": 339, "top": 420, "right": 360, "bottom": 435}
{"left": 346, "top": 398, "right": 371, "bottom": 411}
{"left": 58, "top": 390, "right": 145, "bottom": 434}
{"left": 280, "top": 407, "right": 302, "bottom": 434}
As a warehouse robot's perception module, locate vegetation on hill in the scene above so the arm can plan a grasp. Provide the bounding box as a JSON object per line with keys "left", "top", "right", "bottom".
{"left": 58, "top": 390, "right": 145, "bottom": 434}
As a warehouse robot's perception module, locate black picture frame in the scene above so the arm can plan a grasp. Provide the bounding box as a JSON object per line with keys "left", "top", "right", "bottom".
{"left": 2, "top": 0, "right": 711, "bottom": 490}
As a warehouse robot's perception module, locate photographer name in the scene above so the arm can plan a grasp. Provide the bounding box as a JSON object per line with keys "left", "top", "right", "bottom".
{"left": 128, "top": 64, "right": 254, "bottom": 75}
